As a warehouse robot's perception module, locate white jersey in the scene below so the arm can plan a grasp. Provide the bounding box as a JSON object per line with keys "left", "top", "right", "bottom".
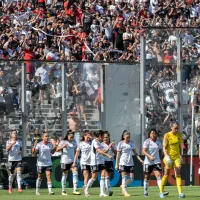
{"left": 59, "top": 140, "right": 77, "bottom": 164}
{"left": 77, "top": 141, "right": 91, "bottom": 165}
{"left": 101, "top": 142, "right": 116, "bottom": 162}
{"left": 90, "top": 139, "right": 105, "bottom": 165}
{"left": 143, "top": 138, "right": 162, "bottom": 165}
{"left": 6, "top": 139, "right": 22, "bottom": 161}
{"left": 36, "top": 142, "right": 53, "bottom": 167}
{"left": 117, "top": 140, "right": 136, "bottom": 166}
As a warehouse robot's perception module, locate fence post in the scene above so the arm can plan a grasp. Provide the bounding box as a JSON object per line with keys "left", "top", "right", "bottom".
{"left": 21, "top": 62, "right": 27, "bottom": 156}
{"left": 62, "top": 63, "right": 67, "bottom": 138}
{"left": 177, "top": 33, "right": 183, "bottom": 132}
{"left": 140, "top": 34, "right": 146, "bottom": 150}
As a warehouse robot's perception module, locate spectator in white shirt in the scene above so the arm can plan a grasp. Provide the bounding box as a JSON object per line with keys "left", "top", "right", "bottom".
{"left": 35, "top": 64, "right": 52, "bottom": 104}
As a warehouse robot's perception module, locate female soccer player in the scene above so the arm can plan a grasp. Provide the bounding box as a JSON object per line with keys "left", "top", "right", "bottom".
{"left": 116, "top": 130, "right": 143, "bottom": 197}
{"left": 142, "top": 129, "right": 168, "bottom": 197}
{"left": 6, "top": 129, "right": 23, "bottom": 194}
{"left": 159, "top": 122, "right": 185, "bottom": 198}
{"left": 84, "top": 130, "right": 113, "bottom": 197}
{"left": 32, "top": 131, "right": 56, "bottom": 195}
{"left": 73, "top": 130, "right": 92, "bottom": 189}
{"left": 56, "top": 130, "right": 80, "bottom": 195}
{"left": 101, "top": 131, "right": 117, "bottom": 196}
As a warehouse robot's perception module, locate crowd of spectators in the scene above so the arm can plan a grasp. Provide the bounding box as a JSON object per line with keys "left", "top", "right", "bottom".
{"left": 2, "top": 0, "right": 200, "bottom": 154}
{"left": 1, "top": 0, "right": 200, "bottom": 62}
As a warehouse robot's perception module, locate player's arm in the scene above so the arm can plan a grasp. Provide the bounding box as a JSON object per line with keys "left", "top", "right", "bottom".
{"left": 32, "top": 141, "right": 39, "bottom": 155}
{"left": 56, "top": 141, "right": 68, "bottom": 152}
{"left": 96, "top": 147, "right": 112, "bottom": 158}
{"left": 142, "top": 147, "right": 155, "bottom": 160}
{"left": 115, "top": 150, "right": 120, "bottom": 170}
{"left": 50, "top": 139, "right": 57, "bottom": 154}
{"left": 133, "top": 149, "right": 144, "bottom": 164}
{"left": 179, "top": 134, "right": 183, "bottom": 156}
{"left": 73, "top": 149, "right": 80, "bottom": 167}
{"left": 6, "top": 140, "right": 16, "bottom": 152}
{"left": 163, "top": 134, "right": 169, "bottom": 157}
{"left": 163, "top": 134, "right": 172, "bottom": 165}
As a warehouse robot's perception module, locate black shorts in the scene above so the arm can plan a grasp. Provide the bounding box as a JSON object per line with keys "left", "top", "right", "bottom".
{"left": 8, "top": 161, "right": 22, "bottom": 174}
{"left": 81, "top": 164, "right": 91, "bottom": 173}
{"left": 197, "top": 144, "right": 200, "bottom": 150}
{"left": 90, "top": 164, "right": 106, "bottom": 172}
{"left": 37, "top": 166, "right": 52, "bottom": 174}
{"left": 61, "top": 163, "right": 73, "bottom": 170}
{"left": 119, "top": 165, "right": 134, "bottom": 173}
{"left": 143, "top": 164, "right": 162, "bottom": 173}
{"left": 105, "top": 161, "right": 114, "bottom": 173}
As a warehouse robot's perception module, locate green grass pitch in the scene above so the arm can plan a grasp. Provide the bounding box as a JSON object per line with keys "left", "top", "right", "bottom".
{"left": 0, "top": 186, "right": 199, "bottom": 199}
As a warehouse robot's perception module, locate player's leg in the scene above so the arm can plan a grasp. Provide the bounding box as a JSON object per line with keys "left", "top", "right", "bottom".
{"left": 16, "top": 164, "right": 23, "bottom": 192}
{"left": 100, "top": 169, "right": 107, "bottom": 197}
{"left": 8, "top": 162, "right": 15, "bottom": 194}
{"left": 159, "top": 159, "right": 171, "bottom": 198}
{"left": 154, "top": 164, "right": 169, "bottom": 196}
{"left": 61, "top": 168, "right": 68, "bottom": 195}
{"left": 72, "top": 166, "right": 81, "bottom": 195}
{"left": 82, "top": 167, "right": 90, "bottom": 189}
{"left": 84, "top": 166, "right": 98, "bottom": 196}
{"left": 174, "top": 158, "right": 185, "bottom": 198}
{"left": 160, "top": 158, "right": 172, "bottom": 192}
{"left": 143, "top": 172, "right": 151, "bottom": 197}
{"left": 36, "top": 167, "right": 44, "bottom": 195}
{"left": 120, "top": 166, "right": 132, "bottom": 197}
{"left": 105, "top": 170, "right": 113, "bottom": 196}
{"left": 46, "top": 167, "right": 54, "bottom": 195}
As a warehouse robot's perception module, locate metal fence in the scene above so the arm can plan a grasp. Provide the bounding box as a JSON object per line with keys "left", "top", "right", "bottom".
{"left": 0, "top": 61, "right": 140, "bottom": 158}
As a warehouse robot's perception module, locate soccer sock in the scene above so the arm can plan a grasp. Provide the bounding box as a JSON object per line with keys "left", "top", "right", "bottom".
{"left": 105, "top": 176, "right": 111, "bottom": 192}
{"left": 100, "top": 177, "right": 105, "bottom": 194}
{"left": 47, "top": 182, "right": 52, "bottom": 193}
{"left": 85, "top": 178, "right": 95, "bottom": 191}
{"left": 122, "top": 175, "right": 128, "bottom": 194}
{"left": 126, "top": 175, "right": 134, "bottom": 186}
{"left": 160, "top": 175, "right": 168, "bottom": 193}
{"left": 157, "top": 177, "right": 162, "bottom": 189}
{"left": 36, "top": 178, "right": 42, "bottom": 192}
{"left": 73, "top": 171, "right": 78, "bottom": 191}
{"left": 143, "top": 179, "right": 149, "bottom": 194}
{"left": 61, "top": 173, "right": 67, "bottom": 192}
{"left": 8, "top": 174, "right": 14, "bottom": 188}
{"left": 176, "top": 175, "right": 182, "bottom": 194}
{"left": 17, "top": 171, "right": 22, "bottom": 189}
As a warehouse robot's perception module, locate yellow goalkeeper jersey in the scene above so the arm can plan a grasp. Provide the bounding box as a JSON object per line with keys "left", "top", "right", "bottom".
{"left": 163, "top": 131, "right": 182, "bottom": 160}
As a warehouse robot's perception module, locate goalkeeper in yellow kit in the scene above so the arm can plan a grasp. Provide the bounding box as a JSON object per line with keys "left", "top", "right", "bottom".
{"left": 159, "top": 122, "right": 185, "bottom": 198}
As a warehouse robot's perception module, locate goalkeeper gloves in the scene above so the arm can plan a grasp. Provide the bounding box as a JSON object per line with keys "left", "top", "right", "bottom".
{"left": 165, "top": 155, "right": 172, "bottom": 166}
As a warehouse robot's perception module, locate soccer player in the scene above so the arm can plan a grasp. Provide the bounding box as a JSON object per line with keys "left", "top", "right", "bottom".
{"left": 6, "top": 129, "right": 23, "bottom": 194}
{"left": 56, "top": 130, "right": 81, "bottom": 195}
{"left": 32, "top": 131, "right": 56, "bottom": 195}
{"left": 84, "top": 130, "right": 113, "bottom": 197}
{"left": 73, "top": 130, "right": 92, "bottom": 190}
{"left": 159, "top": 122, "right": 185, "bottom": 198}
{"left": 116, "top": 130, "right": 143, "bottom": 197}
{"left": 101, "top": 131, "right": 117, "bottom": 196}
{"left": 142, "top": 129, "right": 168, "bottom": 197}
